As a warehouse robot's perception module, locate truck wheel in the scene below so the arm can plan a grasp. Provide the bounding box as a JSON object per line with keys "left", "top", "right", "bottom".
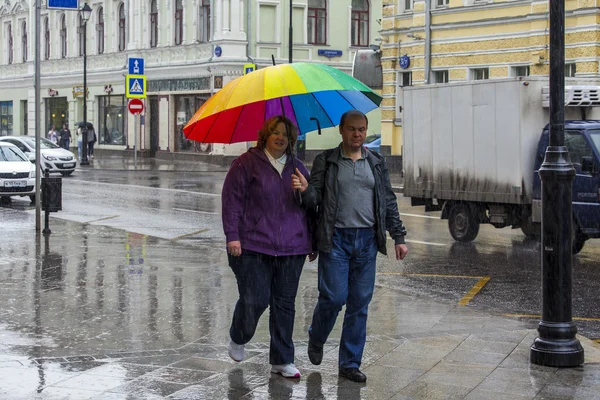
{"left": 521, "top": 218, "right": 541, "bottom": 238}
{"left": 448, "top": 203, "right": 480, "bottom": 242}
{"left": 572, "top": 220, "right": 586, "bottom": 255}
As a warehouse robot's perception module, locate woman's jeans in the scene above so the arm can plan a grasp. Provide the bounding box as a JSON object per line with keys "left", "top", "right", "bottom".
{"left": 229, "top": 250, "right": 305, "bottom": 365}
{"left": 88, "top": 142, "right": 95, "bottom": 157}
{"left": 77, "top": 141, "right": 82, "bottom": 159}
{"left": 308, "top": 227, "right": 378, "bottom": 369}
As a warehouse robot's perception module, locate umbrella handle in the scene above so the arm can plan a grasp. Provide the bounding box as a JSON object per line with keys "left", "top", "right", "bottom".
{"left": 310, "top": 117, "right": 322, "bottom": 135}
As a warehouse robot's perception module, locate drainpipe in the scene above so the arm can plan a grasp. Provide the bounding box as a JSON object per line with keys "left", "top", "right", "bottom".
{"left": 424, "top": 0, "right": 431, "bottom": 84}
{"left": 247, "top": 0, "right": 253, "bottom": 61}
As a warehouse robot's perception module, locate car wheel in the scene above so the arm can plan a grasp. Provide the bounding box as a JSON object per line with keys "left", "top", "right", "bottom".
{"left": 0, "top": 196, "right": 11, "bottom": 205}
{"left": 60, "top": 171, "right": 74, "bottom": 176}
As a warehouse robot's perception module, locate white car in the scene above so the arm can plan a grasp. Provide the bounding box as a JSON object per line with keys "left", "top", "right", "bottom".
{"left": 0, "top": 136, "right": 76, "bottom": 176}
{"left": 0, "top": 142, "right": 36, "bottom": 204}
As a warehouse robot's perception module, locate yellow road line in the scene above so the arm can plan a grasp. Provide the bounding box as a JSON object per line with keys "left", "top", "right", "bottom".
{"left": 503, "top": 313, "right": 600, "bottom": 322}
{"left": 171, "top": 228, "right": 210, "bottom": 241}
{"left": 378, "top": 272, "right": 491, "bottom": 306}
{"left": 86, "top": 215, "right": 119, "bottom": 223}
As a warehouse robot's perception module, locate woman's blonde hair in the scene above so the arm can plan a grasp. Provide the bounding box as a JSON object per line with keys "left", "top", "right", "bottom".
{"left": 257, "top": 115, "right": 298, "bottom": 150}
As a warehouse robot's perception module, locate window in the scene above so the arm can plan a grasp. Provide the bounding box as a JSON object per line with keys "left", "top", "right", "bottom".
{"left": 21, "top": 21, "right": 27, "bottom": 63}
{"left": 97, "top": 7, "right": 105, "bottom": 54}
{"left": 308, "top": 0, "right": 327, "bottom": 45}
{"left": 7, "top": 24, "right": 13, "bottom": 65}
{"left": 400, "top": 71, "right": 412, "bottom": 87}
{"left": 351, "top": 0, "right": 369, "bottom": 47}
{"left": 175, "top": 0, "right": 183, "bottom": 45}
{"left": 565, "top": 63, "right": 576, "bottom": 78}
{"left": 44, "top": 17, "right": 50, "bottom": 60}
{"left": 0, "top": 101, "right": 13, "bottom": 136}
{"left": 512, "top": 65, "right": 530, "bottom": 77}
{"left": 98, "top": 96, "right": 126, "bottom": 145}
{"left": 471, "top": 68, "right": 489, "bottom": 80}
{"left": 565, "top": 131, "right": 593, "bottom": 166}
{"left": 78, "top": 14, "right": 85, "bottom": 56}
{"left": 150, "top": 0, "right": 158, "bottom": 48}
{"left": 437, "top": 0, "right": 449, "bottom": 6}
{"left": 433, "top": 70, "right": 449, "bottom": 83}
{"left": 259, "top": 5, "right": 277, "bottom": 42}
{"left": 21, "top": 100, "right": 28, "bottom": 135}
{"left": 198, "top": 0, "right": 211, "bottom": 43}
{"left": 118, "top": 3, "right": 127, "bottom": 51}
{"left": 60, "top": 15, "right": 67, "bottom": 58}
{"left": 405, "top": 0, "right": 413, "bottom": 10}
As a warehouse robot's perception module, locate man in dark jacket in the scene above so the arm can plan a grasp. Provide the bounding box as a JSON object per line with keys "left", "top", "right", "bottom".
{"left": 292, "top": 110, "right": 408, "bottom": 383}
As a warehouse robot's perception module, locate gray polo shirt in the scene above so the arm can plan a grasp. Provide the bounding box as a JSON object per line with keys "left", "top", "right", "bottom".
{"left": 335, "top": 147, "right": 376, "bottom": 228}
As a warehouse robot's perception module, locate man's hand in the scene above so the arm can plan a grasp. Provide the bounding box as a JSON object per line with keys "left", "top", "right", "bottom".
{"left": 395, "top": 244, "right": 408, "bottom": 260}
{"left": 227, "top": 241, "right": 242, "bottom": 257}
{"left": 291, "top": 168, "right": 309, "bottom": 193}
{"left": 308, "top": 252, "right": 318, "bottom": 262}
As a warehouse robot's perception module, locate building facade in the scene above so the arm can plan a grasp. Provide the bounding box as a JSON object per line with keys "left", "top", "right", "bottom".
{"left": 379, "top": 0, "right": 600, "bottom": 158}
{"left": 0, "top": 0, "right": 381, "bottom": 157}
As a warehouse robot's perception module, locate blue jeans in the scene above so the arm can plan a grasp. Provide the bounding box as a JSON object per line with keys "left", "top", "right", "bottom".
{"left": 63, "top": 139, "right": 70, "bottom": 150}
{"left": 309, "top": 227, "right": 378, "bottom": 369}
{"left": 229, "top": 250, "right": 305, "bottom": 365}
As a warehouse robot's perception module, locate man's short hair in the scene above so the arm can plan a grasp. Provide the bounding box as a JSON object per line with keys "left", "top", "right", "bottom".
{"left": 340, "top": 110, "right": 368, "bottom": 128}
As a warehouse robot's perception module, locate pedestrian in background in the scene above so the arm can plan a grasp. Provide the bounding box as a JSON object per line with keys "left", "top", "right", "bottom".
{"left": 47, "top": 125, "right": 58, "bottom": 144}
{"left": 221, "top": 115, "right": 313, "bottom": 379}
{"left": 76, "top": 126, "right": 83, "bottom": 160}
{"left": 60, "top": 124, "right": 71, "bottom": 150}
{"left": 291, "top": 110, "right": 408, "bottom": 383}
{"left": 87, "top": 124, "right": 96, "bottom": 159}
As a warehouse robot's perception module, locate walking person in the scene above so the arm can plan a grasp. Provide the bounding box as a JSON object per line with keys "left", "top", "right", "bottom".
{"left": 60, "top": 124, "right": 72, "bottom": 150}
{"left": 47, "top": 125, "right": 58, "bottom": 144}
{"left": 291, "top": 110, "right": 408, "bottom": 383}
{"left": 222, "top": 115, "right": 314, "bottom": 379}
{"left": 76, "top": 126, "right": 83, "bottom": 160}
{"left": 87, "top": 124, "right": 96, "bottom": 159}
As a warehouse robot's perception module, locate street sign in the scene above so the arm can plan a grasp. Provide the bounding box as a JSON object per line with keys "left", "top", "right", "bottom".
{"left": 214, "top": 46, "right": 222, "bottom": 57}
{"left": 48, "top": 0, "right": 79, "bottom": 9}
{"left": 318, "top": 49, "right": 343, "bottom": 58}
{"left": 126, "top": 74, "right": 147, "bottom": 99}
{"left": 128, "top": 99, "right": 144, "bottom": 115}
{"left": 244, "top": 64, "right": 256, "bottom": 75}
{"left": 128, "top": 58, "right": 144, "bottom": 75}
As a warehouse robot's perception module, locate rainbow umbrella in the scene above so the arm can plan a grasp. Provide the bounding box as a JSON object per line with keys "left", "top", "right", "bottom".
{"left": 183, "top": 62, "right": 382, "bottom": 143}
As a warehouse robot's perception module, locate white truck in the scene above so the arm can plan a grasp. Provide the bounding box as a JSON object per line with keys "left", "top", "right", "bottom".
{"left": 402, "top": 78, "right": 600, "bottom": 253}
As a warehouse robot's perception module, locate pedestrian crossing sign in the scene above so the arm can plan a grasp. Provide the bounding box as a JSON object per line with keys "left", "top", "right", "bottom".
{"left": 126, "top": 74, "right": 147, "bottom": 99}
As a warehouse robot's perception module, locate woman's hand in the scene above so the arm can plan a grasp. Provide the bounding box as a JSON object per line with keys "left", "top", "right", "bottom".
{"left": 227, "top": 241, "right": 242, "bottom": 257}
{"left": 291, "top": 168, "right": 308, "bottom": 192}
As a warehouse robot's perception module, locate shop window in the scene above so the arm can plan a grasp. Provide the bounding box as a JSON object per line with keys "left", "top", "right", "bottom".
{"left": 175, "top": 0, "right": 183, "bottom": 45}
{"left": 97, "top": 7, "right": 105, "bottom": 54}
{"left": 118, "top": 3, "right": 127, "bottom": 51}
{"left": 308, "top": 0, "right": 327, "bottom": 45}
{"left": 150, "top": 0, "right": 158, "bottom": 48}
{"left": 44, "top": 17, "right": 50, "bottom": 60}
{"left": 0, "top": 102, "right": 14, "bottom": 136}
{"left": 98, "top": 95, "right": 126, "bottom": 145}
{"left": 21, "top": 100, "right": 28, "bottom": 135}
{"left": 176, "top": 95, "right": 210, "bottom": 152}
{"left": 198, "top": 0, "right": 210, "bottom": 43}
{"left": 351, "top": 0, "right": 369, "bottom": 47}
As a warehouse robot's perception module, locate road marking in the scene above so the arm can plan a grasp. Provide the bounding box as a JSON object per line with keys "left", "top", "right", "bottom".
{"left": 378, "top": 273, "right": 490, "bottom": 306}
{"left": 405, "top": 239, "right": 447, "bottom": 247}
{"left": 172, "top": 208, "right": 219, "bottom": 215}
{"left": 171, "top": 228, "right": 211, "bottom": 241}
{"left": 86, "top": 215, "right": 120, "bottom": 223}
{"left": 68, "top": 179, "right": 221, "bottom": 197}
{"left": 400, "top": 213, "right": 439, "bottom": 220}
{"left": 503, "top": 313, "right": 600, "bottom": 322}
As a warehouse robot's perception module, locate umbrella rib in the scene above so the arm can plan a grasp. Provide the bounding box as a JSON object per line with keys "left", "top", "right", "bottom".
{"left": 229, "top": 108, "right": 243, "bottom": 145}
{"left": 202, "top": 108, "right": 221, "bottom": 143}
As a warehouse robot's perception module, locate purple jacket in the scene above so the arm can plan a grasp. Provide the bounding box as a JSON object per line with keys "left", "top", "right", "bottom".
{"left": 222, "top": 147, "right": 312, "bottom": 257}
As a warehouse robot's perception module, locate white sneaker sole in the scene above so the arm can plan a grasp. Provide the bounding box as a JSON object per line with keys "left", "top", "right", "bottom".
{"left": 271, "top": 369, "right": 301, "bottom": 379}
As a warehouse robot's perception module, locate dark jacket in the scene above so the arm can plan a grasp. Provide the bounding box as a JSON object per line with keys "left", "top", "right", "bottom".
{"left": 302, "top": 146, "right": 406, "bottom": 255}
{"left": 221, "top": 147, "right": 313, "bottom": 257}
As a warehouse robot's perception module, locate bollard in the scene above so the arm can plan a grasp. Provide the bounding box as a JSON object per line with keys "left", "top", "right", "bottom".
{"left": 41, "top": 169, "right": 62, "bottom": 235}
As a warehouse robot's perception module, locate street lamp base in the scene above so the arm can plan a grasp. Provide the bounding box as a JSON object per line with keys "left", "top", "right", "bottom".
{"left": 530, "top": 324, "right": 584, "bottom": 367}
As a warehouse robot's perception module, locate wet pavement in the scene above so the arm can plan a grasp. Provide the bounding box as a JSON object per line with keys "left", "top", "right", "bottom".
{"left": 1, "top": 157, "right": 600, "bottom": 399}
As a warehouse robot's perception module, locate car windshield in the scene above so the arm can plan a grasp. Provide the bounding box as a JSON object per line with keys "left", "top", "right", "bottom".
{"left": 365, "top": 134, "right": 381, "bottom": 144}
{"left": 590, "top": 129, "right": 600, "bottom": 154}
{"left": 0, "top": 145, "right": 27, "bottom": 162}
{"left": 22, "top": 137, "right": 61, "bottom": 149}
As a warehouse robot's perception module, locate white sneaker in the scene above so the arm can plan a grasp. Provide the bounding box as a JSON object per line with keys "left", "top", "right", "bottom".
{"left": 271, "top": 363, "right": 301, "bottom": 378}
{"left": 228, "top": 339, "right": 245, "bottom": 362}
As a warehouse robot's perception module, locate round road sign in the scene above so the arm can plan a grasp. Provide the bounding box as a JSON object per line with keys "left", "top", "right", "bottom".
{"left": 128, "top": 99, "right": 144, "bottom": 115}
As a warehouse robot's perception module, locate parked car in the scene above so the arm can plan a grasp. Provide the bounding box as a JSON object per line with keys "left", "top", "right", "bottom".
{"left": 0, "top": 136, "right": 76, "bottom": 176}
{"left": 0, "top": 142, "right": 36, "bottom": 204}
{"left": 364, "top": 133, "right": 381, "bottom": 152}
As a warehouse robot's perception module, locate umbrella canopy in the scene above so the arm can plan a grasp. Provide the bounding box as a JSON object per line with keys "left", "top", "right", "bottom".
{"left": 183, "top": 62, "right": 382, "bottom": 144}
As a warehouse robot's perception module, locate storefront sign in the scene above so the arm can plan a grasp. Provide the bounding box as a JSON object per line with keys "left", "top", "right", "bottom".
{"left": 72, "top": 86, "right": 88, "bottom": 98}
{"left": 48, "top": 89, "right": 59, "bottom": 97}
{"left": 147, "top": 78, "right": 210, "bottom": 93}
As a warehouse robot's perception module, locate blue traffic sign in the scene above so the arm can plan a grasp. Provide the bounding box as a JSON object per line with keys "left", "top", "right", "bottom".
{"left": 126, "top": 75, "right": 147, "bottom": 99}
{"left": 400, "top": 55, "right": 411, "bottom": 69}
{"left": 128, "top": 58, "right": 144, "bottom": 75}
{"left": 48, "top": 0, "right": 80, "bottom": 9}
{"left": 214, "top": 46, "right": 222, "bottom": 57}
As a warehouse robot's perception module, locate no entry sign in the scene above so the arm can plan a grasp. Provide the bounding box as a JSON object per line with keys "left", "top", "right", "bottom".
{"left": 128, "top": 99, "right": 144, "bottom": 115}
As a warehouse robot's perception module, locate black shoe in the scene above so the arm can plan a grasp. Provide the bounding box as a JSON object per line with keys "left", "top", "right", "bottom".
{"left": 339, "top": 367, "right": 367, "bottom": 383}
{"left": 308, "top": 340, "right": 323, "bottom": 365}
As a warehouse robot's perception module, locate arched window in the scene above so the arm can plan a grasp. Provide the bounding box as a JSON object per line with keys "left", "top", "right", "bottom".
{"left": 175, "top": 0, "right": 183, "bottom": 45}
{"left": 150, "top": 0, "right": 158, "bottom": 48}
{"left": 21, "top": 21, "right": 27, "bottom": 62}
{"left": 199, "top": 0, "right": 210, "bottom": 43}
{"left": 60, "top": 15, "right": 67, "bottom": 58}
{"left": 78, "top": 14, "right": 85, "bottom": 56}
{"left": 44, "top": 17, "right": 50, "bottom": 60}
{"left": 351, "top": 0, "right": 369, "bottom": 47}
{"left": 97, "top": 7, "right": 104, "bottom": 54}
{"left": 308, "top": 0, "right": 327, "bottom": 45}
{"left": 118, "top": 3, "right": 126, "bottom": 51}
{"left": 7, "top": 24, "right": 13, "bottom": 64}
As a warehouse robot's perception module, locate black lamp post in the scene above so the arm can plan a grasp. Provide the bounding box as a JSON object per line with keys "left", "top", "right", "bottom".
{"left": 79, "top": 3, "right": 92, "bottom": 166}
{"left": 529, "top": 0, "right": 584, "bottom": 367}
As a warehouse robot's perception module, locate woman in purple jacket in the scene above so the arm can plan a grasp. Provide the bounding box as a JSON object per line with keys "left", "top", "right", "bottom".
{"left": 222, "top": 115, "right": 313, "bottom": 379}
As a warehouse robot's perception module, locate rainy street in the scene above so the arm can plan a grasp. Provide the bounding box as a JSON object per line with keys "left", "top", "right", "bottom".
{"left": 1, "top": 159, "right": 600, "bottom": 399}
